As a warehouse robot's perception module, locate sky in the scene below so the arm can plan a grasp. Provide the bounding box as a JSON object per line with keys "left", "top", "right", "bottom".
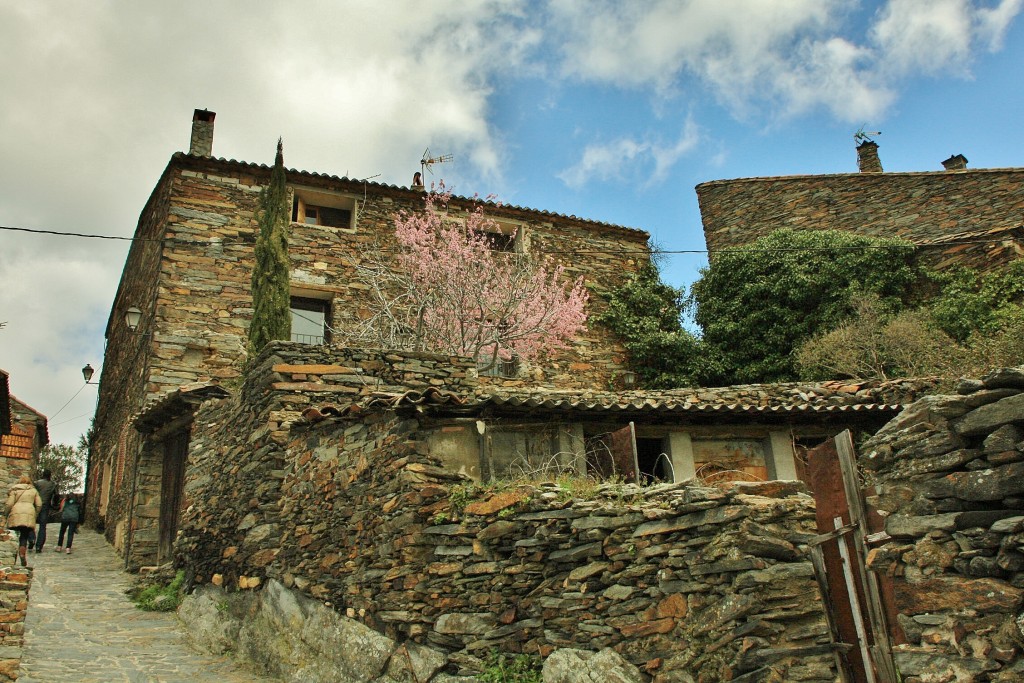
{"left": 1, "top": 0, "right": 1022, "bottom": 447}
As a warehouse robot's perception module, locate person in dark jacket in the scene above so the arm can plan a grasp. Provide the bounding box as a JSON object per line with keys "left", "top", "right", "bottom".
{"left": 56, "top": 494, "right": 81, "bottom": 554}
{"left": 33, "top": 469, "right": 58, "bottom": 553}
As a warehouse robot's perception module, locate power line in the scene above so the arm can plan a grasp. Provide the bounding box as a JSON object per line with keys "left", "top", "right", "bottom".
{"left": 1, "top": 223, "right": 1017, "bottom": 256}
{"left": 47, "top": 383, "right": 87, "bottom": 422}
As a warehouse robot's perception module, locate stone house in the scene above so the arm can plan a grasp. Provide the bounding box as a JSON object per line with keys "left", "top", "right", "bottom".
{"left": 697, "top": 140, "right": 1024, "bottom": 272}
{"left": 121, "top": 342, "right": 935, "bottom": 571}
{"left": 86, "top": 110, "right": 653, "bottom": 562}
{"left": 0, "top": 370, "right": 48, "bottom": 494}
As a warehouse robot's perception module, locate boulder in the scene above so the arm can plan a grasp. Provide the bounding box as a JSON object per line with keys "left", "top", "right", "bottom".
{"left": 543, "top": 647, "right": 645, "bottom": 683}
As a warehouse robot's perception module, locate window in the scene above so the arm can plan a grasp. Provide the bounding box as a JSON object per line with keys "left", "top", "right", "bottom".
{"left": 483, "top": 220, "right": 523, "bottom": 253}
{"left": 290, "top": 297, "right": 330, "bottom": 345}
{"left": 478, "top": 355, "right": 519, "bottom": 378}
{"left": 297, "top": 203, "right": 351, "bottom": 228}
{"left": 290, "top": 188, "right": 356, "bottom": 229}
{"left": 483, "top": 231, "right": 516, "bottom": 253}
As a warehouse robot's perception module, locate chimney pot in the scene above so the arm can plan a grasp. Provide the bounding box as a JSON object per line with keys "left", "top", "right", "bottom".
{"left": 942, "top": 154, "right": 968, "bottom": 171}
{"left": 856, "top": 140, "right": 883, "bottom": 173}
{"left": 189, "top": 109, "right": 216, "bottom": 156}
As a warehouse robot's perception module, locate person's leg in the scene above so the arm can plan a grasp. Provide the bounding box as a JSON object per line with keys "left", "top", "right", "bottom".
{"left": 65, "top": 522, "right": 77, "bottom": 551}
{"left": 17, "top": 528, "right": 30, "bottom": 566}
{"left": 35, "top": 509, "right": 48, "bottom": 551}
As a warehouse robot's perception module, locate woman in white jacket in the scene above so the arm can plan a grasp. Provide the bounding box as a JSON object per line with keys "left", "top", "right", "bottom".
{"left": 6, "top": 475, "right": 41, "bottom": 567}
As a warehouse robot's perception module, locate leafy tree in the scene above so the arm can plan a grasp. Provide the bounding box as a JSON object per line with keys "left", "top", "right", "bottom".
{"left": 690, "top": 229, "right": 918, "bottom": 384}
{"left": 344, "top": 190, "right": 588, "bottom": 371}
{"left": 36, "top": 442, "right": 87, "bottom": 494}
{"left": 595, "top": 259, "right": 710, "bottom": 387}
{"left": 249, "top": 139, "right": 291, "bottom": 354}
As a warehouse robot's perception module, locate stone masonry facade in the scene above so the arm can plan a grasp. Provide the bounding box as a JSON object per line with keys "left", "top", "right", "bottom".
{"left": 171, "top": 347, "right": 837, "bottom": 681}
{"left": 860, "top": 367, "right": 1024, "bottom": 682}
{"left": 88, "top": 147, "right": 651, "bottom": 557}
{"left": 0, "top": 533, "right": 31, "bottom": 682}
{"left": 697, "top": 167, "right": 1024, "bottom": 272}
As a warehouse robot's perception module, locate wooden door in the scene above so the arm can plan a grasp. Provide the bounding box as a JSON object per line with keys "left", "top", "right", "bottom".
{"left": 158, "top": 431, "right": 189, "bottom": 564}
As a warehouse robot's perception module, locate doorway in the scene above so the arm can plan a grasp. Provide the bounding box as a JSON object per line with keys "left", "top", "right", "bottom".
{"left": 158, "top": 431, "right": 189, "bottom": 563}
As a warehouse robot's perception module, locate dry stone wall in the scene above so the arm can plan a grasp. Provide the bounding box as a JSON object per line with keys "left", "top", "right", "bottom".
{"left": 176, "top": 346, "right": 837, "bottom": 682}
{"left": 861, "top": 367, "right": 1024, "bottom": 682}
{"left": 0, "top": 533, "right": 30, "bottom": 682}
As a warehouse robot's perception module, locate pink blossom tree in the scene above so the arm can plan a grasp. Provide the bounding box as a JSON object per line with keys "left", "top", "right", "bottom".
{"left": 346, "top": 189, "right": 588, "bottom": 373}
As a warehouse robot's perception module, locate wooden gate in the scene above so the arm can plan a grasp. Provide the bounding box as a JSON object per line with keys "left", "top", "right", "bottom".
{"left": 806, "top": 430, "right": 901, "bottom": 683}
{"left": 158, "top": 431, "right": 189, "bottom": 564}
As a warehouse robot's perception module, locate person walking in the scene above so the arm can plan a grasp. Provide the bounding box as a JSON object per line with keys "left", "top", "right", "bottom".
{"left": 33, "top": 469, "right": 58, "bottom": 553}
{"left": 56, "top": 494, "right": 81, "bottom": 554}
{"left": 5, "top": 475, "right": 42, "bottom": 567}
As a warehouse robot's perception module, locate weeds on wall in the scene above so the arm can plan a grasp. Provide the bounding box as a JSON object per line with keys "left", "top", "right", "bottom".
{"left": 131, "top": 570, "right": 185, "bottom": 612}
{"left": 477, "top": 650, "right": 543, "bottom": 682}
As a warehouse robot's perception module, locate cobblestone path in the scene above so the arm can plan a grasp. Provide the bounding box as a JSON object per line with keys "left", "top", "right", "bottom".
{"left": 19, "top": 525, "right": 275, "bottom": 683}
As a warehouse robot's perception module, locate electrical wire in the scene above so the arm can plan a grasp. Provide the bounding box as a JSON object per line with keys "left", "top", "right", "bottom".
{"left": 1, "top": 223, "right": 1016, "bottom": 255}
{"left": 47, "top": 383, "right": 87, "bottom": 422}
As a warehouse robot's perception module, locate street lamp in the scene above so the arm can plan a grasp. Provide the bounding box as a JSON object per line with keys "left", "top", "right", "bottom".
{"left": 82, "top": 363, "right": 97, "bottom": 384}
{"left": 124, "top": 307, "right": 142, "bottom": 332}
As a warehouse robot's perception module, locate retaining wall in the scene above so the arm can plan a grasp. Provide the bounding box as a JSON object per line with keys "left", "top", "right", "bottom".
{"left": 861, "top": 367, "right": 1024, "bottom": 682}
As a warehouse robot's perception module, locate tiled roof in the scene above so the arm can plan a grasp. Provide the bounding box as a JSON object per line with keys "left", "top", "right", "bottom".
{"left": 7, "top": 395, "right": 48, "bottom": 445}
{"left": 300, "top": 378, "right": 934, "bottom": 426}
{"left": 135, "top": 382, "right": 231, "bottom": 433}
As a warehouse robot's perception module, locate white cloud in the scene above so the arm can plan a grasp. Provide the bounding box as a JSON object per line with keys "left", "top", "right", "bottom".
{"left": 976, "top": 0, "right": 1024, "bottom": 49}
{"left": 558, "top": 119, "right": 699, "bottom": 189}
{"left": 0, "top": 0, "right": 541, "bottom": 445}
{"left": 546, "top": 0, "right": 1020, "bottom": 125}
{"left": 869, "top": 0, "right": 1024, "bottom": 76}
{"left": 870, "top": 0, "right": 974, "bottom": 76}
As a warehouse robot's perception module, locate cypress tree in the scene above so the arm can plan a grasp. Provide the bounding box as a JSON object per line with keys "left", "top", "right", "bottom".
{"left": 249, "top": 138, "right": 291, "bottom": 354}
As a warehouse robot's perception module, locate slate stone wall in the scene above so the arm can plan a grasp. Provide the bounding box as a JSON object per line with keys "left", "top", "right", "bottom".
{"left": 697, "top": 168, "right": 1024, "bottom": 272}
{"left": 176, "top": 344, "right": 837, "bottom": 681}
{"left": 0, "top": 533, "right": 31, "bottom": 682}
{"left": 861, "top": 367, "right": 1024, "bottom": 682}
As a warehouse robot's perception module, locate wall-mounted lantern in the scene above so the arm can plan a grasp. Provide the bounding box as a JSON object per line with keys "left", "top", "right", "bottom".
{"left": 124, "top": 307, "right": 142, "bottom": 331}
{"left": 82, "top": 363, "right": 96, "bottom": 384}
{"left": 620, "top": 370, "right": 637, "bottom": 389}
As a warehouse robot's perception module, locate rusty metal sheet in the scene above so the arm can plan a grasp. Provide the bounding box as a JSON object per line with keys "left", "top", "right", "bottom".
{"left": 609, "top": 422, "right": 639, "bottom": 483}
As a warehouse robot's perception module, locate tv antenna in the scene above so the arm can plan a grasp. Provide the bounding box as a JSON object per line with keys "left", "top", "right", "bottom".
{"left": 854, "top": 125, "right": 881, "bottom": 143}
{"left": 420, "top": 148, "right": 453, "bottom": 178}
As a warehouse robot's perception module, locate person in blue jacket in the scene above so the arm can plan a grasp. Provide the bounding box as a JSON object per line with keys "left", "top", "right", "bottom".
{"left": 55, "top": 494, "right": 81, "bottom": 554}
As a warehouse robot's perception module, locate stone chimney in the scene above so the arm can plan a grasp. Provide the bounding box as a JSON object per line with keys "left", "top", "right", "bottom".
{"left": 856, "top": 140, "right": 883, "bottom": 173}
{"left": 942, "top": 154, "right": 968, "bottom": 171}
{"left": 189, "top": 109, "right": 216, "bottom": 156}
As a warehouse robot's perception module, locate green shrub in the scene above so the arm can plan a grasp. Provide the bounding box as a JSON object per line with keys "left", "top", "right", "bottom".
{"left": 477, "top": 651, "right": 543, "bottom": 682}
{"left": 691, "top": 229, "right": 918, "bottom": 384}
{"left": 595, "top": 258, "right": 709, "bottom": 388}
{"left": 132, "top": 570, "right": 186, "bottom": 612}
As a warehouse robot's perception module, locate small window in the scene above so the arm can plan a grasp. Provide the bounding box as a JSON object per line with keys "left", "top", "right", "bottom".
{"left": 478, "top": 356, "right": 519, "bottom": 378}
{"left": 290, "top": 297, "right": 330, "bottom": 345}
{"left": 483, "top": 231, "right": 516, "bottom": 253}
{"left": 291, "top": 190, "right": 356, "bottom": 229}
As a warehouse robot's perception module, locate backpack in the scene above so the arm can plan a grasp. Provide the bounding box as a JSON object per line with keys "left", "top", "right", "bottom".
{"left": 61, "top": 499, "right": 81, "bottom": 523}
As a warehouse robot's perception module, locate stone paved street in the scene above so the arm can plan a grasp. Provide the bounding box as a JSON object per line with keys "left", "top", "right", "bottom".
{"left": 19, "top": 525, "right": 275, "bottom": 683}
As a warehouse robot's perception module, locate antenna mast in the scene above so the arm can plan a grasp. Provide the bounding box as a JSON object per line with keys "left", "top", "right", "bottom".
{"left": 420, "top": 148, "right": 454, "bottom": 179}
